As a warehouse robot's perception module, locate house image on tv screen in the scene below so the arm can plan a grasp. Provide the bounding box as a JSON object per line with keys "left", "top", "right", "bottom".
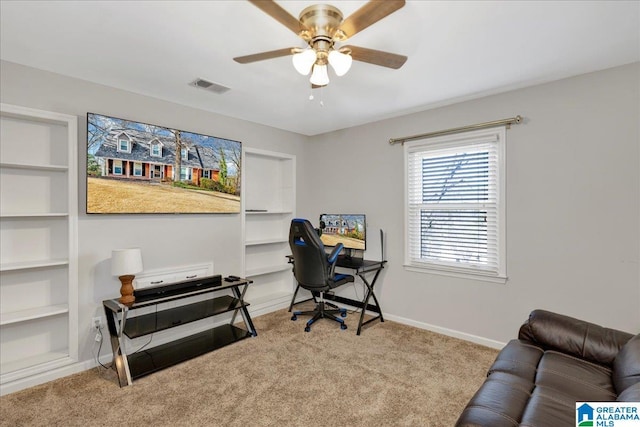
{"left": 94, "top": 128, "right": 220, "bottom": 185}
{"left": 87, "top": 112, "right": 242, "bottom": 214}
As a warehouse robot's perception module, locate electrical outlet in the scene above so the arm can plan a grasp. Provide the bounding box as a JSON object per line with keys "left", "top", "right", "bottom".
{"left": 92, "top": 317, "right": 102, "bottom": 330}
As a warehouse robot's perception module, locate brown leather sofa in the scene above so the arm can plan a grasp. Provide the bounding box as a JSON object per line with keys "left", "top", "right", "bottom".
{"left": 456, "top": 309, "right": 640, "bottom": 426}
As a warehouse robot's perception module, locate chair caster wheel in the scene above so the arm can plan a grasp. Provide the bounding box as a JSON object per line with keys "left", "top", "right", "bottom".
{"left": 304, "top": 326, "right": 311, "bottom": 332}
{"left": 340, "top": 311, "right": 347, "bottom": 318}
{"left": 340, "top": 323, "right": 347, "bottom": 330}
{"left": 291, "top": 315, "right": 297, "bottom": 321}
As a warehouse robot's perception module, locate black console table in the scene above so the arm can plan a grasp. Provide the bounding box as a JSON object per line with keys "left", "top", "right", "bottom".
{"left": 103, "top": 275, "right": 256, "bottom": 387}
{"left": 288, "top": 257, "right": 386, "bottom": 335}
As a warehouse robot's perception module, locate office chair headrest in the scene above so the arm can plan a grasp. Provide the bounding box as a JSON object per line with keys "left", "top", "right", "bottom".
{"left": 293, "top": 218, "right": 322, "bottom": 236}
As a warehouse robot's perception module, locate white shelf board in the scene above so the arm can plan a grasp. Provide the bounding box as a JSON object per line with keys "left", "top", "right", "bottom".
{"left": 245, "top": 210, "right": 293, "bottom": 215}
{"left": 1, "top": 103, "right": 75, "bottom": 124}
{"left": 0, "top": 162, "right": 68, "bottom": 172}
{"left": 0, "top": 352, "right": 70, "bottom": 378}
{"left": 245, "top": 264, "right": 292, "bottom": 277}
{"left": 0, "top": 259, "right": 69, "bottom": 272}
{"left": 0, "top": 304, "right": 68, "bottom": 325}
{"left": 245, "top": 237, "right": 288, "bottom": 246}
{"left": 0, "top": 213, "right": 68, "bottom": 218}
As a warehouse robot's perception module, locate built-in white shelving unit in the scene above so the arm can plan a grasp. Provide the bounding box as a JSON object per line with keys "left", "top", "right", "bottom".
{"left": 0, "top": 103, "right": 78, "bottom": 392}
{"left": 242, "top": 148, "right": 296, "bottom": 310}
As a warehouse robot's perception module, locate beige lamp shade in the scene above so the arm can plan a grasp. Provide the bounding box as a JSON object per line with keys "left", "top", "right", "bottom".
{"left": 111, "top": 248, "right": 143, "bottom": 276}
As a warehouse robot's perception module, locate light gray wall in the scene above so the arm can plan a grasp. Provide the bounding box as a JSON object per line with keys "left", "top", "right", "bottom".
{"left": 300, "top": 63, "right": 640, "bottom": 343}
{"left": 0, "top": 60, "right": 306, "bottom": 365}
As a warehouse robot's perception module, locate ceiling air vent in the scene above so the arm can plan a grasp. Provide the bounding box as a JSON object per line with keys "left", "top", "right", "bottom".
{"left": 190, "top": 78, "right": 230, "bottom": 94}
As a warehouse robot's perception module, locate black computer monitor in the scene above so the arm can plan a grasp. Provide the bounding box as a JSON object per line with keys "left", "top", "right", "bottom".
{"left": 318, "top": 214, "right": 366, "bottom": 255}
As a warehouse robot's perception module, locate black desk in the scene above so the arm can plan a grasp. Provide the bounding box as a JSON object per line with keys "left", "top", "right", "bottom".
{"left": 287, "top": 257, "right": 386, "bottom": 335}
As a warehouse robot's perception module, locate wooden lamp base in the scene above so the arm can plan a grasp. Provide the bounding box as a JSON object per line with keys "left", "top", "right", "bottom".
{"left": 118, "top": 274, "right": 136, "bottom": 305}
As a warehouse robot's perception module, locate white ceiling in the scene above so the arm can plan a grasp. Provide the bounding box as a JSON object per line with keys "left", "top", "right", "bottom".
{"left": 1, "top": 1, "right": 638, "bottom": 136}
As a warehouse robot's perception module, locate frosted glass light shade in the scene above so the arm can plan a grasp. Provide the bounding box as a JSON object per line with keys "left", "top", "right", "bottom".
{"left": 292, "top": 49, "right": 316, "bottom": 75}
{"left": 111, "top": 248, "right": 143, "bottom": 276}
{"left": 328, "top": 50, "right": 352, "bottom": 76}
{"left": 309, "top": 64, "right": 329, "bottom": 86}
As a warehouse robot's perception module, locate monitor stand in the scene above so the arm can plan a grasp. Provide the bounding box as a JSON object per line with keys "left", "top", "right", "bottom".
{"left": 338, "top": 248, "right": 364, "bottom": 267}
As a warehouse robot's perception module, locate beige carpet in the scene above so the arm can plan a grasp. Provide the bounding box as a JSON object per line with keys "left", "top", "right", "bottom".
{"left": 0, "top": 306, "right": 498, "bottom": 426}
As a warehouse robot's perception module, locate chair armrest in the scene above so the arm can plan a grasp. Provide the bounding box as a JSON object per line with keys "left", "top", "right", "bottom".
{"left": 518, "top": 309, "right": 633, "bottom": 366}
{"left": 327, "top": 243, "right": 344, "bottom": 264}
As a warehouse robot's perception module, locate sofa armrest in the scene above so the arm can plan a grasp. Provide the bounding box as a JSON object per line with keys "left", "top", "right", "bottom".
{"left": 518, "top": 309, "right": 633, "bottom": 367}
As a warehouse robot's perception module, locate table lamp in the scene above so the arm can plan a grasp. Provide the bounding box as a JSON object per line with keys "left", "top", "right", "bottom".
{"left": 111, "top": 248, "right": 143, "bottom": 305}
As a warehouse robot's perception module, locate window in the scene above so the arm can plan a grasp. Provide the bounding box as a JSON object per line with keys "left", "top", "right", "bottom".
{"left": 113, "top": 160, "right": 123, "bottom": 175}
{"left": 181, "top": 148, "right": 188, "bottom": 160}
{"left": 151, "top": 143, "right": 161, "bottom": 157}
{"left": 405, "top": 127, "right": 506, "bottom": 282}
{"left": 180, "top": 167, "right": 191, "bottom": 181}
{"left": 118, "top": 137, "right": 130, "bottom": 153}
{"left": 203, "top": 170, "right": 210, "bottom": 179}
{"left": 133, "top": 162, "right": 143, "bottom": 177}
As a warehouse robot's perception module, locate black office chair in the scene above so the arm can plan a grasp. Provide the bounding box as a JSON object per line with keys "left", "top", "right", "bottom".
{"left": 289, "top": 218, "right": 354, "bottom": 332}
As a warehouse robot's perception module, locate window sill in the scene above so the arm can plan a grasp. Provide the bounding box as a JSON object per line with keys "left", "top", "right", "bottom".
{"left": 404, "top": 264, "right": 507, "bottom": 284}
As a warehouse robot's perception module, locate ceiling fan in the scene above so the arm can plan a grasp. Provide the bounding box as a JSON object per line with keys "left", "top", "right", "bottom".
{"left": 233, "top": 0, "right": 407, "bottom": 87}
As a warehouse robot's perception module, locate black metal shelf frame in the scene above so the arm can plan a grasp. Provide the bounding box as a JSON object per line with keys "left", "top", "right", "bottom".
{"left": 103, "top": 277, "right": 256, "bottom": 387}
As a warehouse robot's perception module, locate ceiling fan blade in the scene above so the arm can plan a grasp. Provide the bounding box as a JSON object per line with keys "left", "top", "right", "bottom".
{"left": 339, "top": 0, "right": 405, "bottom": 40}
{"left": 345, "top": 45, "right": 407, "bottom": 69}
{"left": 233, "top": 48, "right": 295, "bottom": 64}
{"left": 248, "top": 0, "right": 306, "bottom": 35}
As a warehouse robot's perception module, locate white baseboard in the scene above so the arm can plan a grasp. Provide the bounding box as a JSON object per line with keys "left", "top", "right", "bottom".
{"left": 383, "top": 313, "right": 506, "bottom": 350}
{"left": 0, "top": 357, "right": 103, "bottom": 396}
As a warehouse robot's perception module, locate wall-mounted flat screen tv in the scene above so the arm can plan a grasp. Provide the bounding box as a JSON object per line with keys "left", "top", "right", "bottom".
{"left": 87, "top": 113, "right": 241, "bottom": 214}
{"left": 318, "top": 214, "right": 366, "bottom": 251}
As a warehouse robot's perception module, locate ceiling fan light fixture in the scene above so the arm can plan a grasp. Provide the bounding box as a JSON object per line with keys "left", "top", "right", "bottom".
{"left": 238, "top": 0, "right": 408, "bottom": 90}
{"left": 328, "top": 49, "right": 352, "bottom": 76}
{"left": 309, "top": 63, "right": 329, "bottom": 86}
{"left": 292, "top": 48, "right": 316, "bottom": 75}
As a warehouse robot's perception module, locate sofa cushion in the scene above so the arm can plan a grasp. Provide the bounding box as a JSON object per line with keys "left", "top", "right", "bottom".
{"left": 488, "top": 339, "right": 543, "bottom": 383}
{"left": 613, "top": 333, "right": 640, "bottom": 394}
{"left": 519, "top": 386, "right": 576, "bottom": 427}
{"left": 535, "top": 350, "right": 616, "bottom": 401}
{"left": 518, "top": 309, "right": 633, "bottom": 366}
{"left": 455, "top": 372, "right": 533, "bottom": 427}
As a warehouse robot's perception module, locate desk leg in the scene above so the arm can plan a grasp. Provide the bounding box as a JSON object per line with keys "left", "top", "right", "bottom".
{"left": 103, "top": 305, "right": 133, "bottom": 387}
{"left": 356, "top": 268, "right": 384, "bottom": 335}
{"left": 231, "top": 284, "right": 257, "bottom": 337}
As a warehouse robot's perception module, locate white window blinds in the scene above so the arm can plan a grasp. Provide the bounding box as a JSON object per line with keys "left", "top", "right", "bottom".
{"left": 405, "top": 127, "right": 506, "bottom": 279}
